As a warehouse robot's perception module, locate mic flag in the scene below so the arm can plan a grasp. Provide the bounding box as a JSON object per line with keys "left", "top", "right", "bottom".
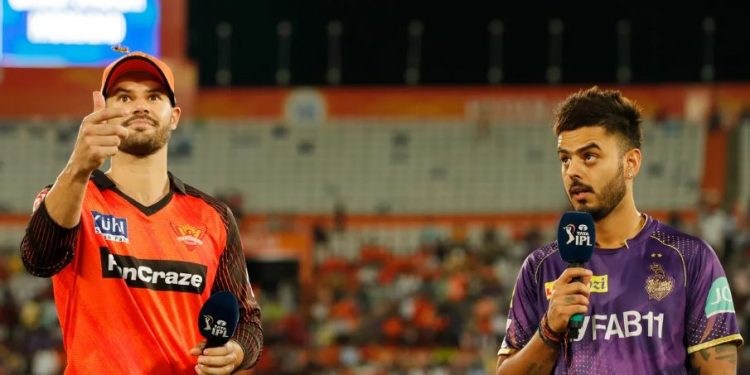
{"left": 558, "top": 211, "right": 595, "bottom": 264}
{"left": 557, "top": 211, "right": 595, "bottom": 332}
{"left": 198, "top": 291, "right": 240, "bottom": 348}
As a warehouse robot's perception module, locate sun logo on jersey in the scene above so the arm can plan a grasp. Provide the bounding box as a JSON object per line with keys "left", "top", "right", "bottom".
{"left": 171, "top": 223, "right": 207, "bottom": 251}
{"left": 645, "top": 263, "right": 674, "bottom": 301}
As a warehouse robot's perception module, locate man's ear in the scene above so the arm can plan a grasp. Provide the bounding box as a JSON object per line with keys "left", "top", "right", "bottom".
{"left": 624, "top": 148, "right": 642, "bottom": 179}
{"left": 170, "top": 106, "right": 182, "bottom": 130}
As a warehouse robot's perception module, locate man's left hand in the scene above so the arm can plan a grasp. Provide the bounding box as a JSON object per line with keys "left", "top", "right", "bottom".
{"left": 189, "top": 340, "right": 244, "bottom": 375}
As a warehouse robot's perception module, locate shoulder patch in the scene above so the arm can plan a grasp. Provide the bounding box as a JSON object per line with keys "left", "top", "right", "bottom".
{"left": 32, "top": 187, "right": 51, "bottom": 213}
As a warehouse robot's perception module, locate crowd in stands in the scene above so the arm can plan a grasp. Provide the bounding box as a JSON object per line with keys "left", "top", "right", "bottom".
{"left": 1, "top": 198, "right": 750, "bottom": 374}
{"left": 250, "top": 203, "right": 750, "bottom": 374}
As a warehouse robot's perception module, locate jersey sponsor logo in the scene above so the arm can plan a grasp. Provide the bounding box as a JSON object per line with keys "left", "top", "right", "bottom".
{"left": 571, "top": 310, "right": 665, "bottom": 342}
{"left": 705, "top": 276, "right": 735, "bottom": 318}
{"left": 170, "top": 222, "right": 207, "bottom": 251}
{"left": 99, "top": 247, "right": 207, "bottom": 294}
{"left": 92, "top": 211, "right": 129, "bottom": 243}
{"left": 545, "top": 275, "right": 608, "bottom": 299}
{"left": 645, "top": 263, "right": 674, "bottom": 301}
{"left": 564, "top": 223, "right": 593, "bottom": 246}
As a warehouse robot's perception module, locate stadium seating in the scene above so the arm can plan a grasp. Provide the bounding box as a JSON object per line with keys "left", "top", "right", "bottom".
{"left": 0, "top": 121, "right": 706, "bottom": 215}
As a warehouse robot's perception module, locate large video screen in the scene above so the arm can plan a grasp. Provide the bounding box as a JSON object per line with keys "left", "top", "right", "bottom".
{"left": 1, "top": 0, "right": 160, "bottom": 67}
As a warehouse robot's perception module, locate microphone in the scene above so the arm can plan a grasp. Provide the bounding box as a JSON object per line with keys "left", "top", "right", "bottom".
{"left": 557, "top": 211, "right": 595, "bottom": 335}
{"left": 198, "top": 291, "right": 240, "bottom": 348}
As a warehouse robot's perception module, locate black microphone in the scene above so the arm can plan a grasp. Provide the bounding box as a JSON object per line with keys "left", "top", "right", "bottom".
{"left": 557, "top": 212, "right": 595, "bottom": 335}
{"left": 198, "top": 291, "right": 240, "bottom": 348}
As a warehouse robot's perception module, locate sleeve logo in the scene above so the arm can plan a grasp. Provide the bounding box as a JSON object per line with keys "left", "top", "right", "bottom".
{"left": 32, "top": 188, "right": 50, "bottom": 213}
{"left": 705, "top": 276, "right": 735, "bottom": 318}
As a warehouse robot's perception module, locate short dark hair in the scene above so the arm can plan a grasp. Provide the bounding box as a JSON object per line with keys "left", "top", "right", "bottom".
{"left": 553, "top": 86, "right": 643, "bottom": 152}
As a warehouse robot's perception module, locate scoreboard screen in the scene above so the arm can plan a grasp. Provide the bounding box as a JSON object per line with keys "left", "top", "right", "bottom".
{"left": 1, "top": 0, "right": 160, "bottom": 67}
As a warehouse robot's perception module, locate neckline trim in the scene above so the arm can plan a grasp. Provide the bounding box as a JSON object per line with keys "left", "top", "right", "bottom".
{"left": 595, "top": 214, "right": 655, "bottom": 253}
{"left": 90, "top": 170, "right": 185, "bottom": 216}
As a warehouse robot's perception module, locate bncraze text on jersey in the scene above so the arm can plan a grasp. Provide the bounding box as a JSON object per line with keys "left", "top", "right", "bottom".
{"left": 100, "top": 247, "right": 207, "bottom": 294}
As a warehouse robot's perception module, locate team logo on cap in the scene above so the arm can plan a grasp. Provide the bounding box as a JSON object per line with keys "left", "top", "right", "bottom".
{"left": 171, "top": 223, "right": 206, "bottom": 251}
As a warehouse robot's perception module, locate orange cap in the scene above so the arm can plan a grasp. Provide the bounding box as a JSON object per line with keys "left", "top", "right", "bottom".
{"left": 100, "top": 51, "right": 176, "bottom": 106}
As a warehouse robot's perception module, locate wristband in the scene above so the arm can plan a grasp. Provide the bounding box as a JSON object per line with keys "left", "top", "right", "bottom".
{"left": 540, "top": 314, "right": 565, "bottom": 343}
{"left": 538, "top": 326, "right": 560, "bottom": 349}
{"left": 540, "top": 313, "right": 572, "bottom": 363}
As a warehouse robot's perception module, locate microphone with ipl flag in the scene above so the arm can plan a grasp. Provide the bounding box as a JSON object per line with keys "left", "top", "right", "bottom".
{"left": 557, "top": 211, "right": 595, "bottom": 336}
{"left": 198, "top": 291, "right": 240, "bottom": 348}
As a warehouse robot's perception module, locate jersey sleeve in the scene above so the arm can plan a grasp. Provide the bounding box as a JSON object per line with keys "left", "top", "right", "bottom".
{"left": 684, "top": 240, "right": 743, "bottom": 353}
{"left": 498, "top": 255, "right": 544, "bottom": 356}
{"left": 211, "top": 207, "right": 263, "bottom": 370}
{"left": 20, "top": 187, "right": 79, "bottom": 277}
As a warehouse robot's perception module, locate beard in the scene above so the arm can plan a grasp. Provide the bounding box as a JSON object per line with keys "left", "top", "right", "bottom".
{"left": 570, "top": 162, "right": 627, "bottom": 222}
{"left": 118, "top": 115, "right": 171, "bottom": 157}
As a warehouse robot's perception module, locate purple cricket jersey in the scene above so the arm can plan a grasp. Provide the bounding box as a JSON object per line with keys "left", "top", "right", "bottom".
{"left": 499, "top": 215, "right": 744, "bottom": 374}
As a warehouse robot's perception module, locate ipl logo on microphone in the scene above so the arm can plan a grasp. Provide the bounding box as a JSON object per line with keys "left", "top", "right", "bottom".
{"left": 202, "top": 315, "right": 230, "bottom": 339}
{"left": 565, "top": 224, "right": 593, "bottom": 246}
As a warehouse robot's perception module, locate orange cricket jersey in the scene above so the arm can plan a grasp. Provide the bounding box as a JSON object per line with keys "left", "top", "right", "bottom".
{"left": 44, "top": 171, "right": 250, "bottom": 374}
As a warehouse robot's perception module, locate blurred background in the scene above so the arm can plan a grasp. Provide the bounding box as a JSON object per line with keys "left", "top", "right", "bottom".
{"left": 1, "top": 0, "right": 750, "bottom": 374}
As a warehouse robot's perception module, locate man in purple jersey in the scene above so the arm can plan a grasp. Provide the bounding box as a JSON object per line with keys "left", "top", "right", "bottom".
{"left": 495, "top": 87, "right": 743, "bottom": 374}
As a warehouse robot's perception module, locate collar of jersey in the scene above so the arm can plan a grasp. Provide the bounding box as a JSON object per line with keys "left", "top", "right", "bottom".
{"left": 90, "top": 169, "right": 187, "bottom": 194}
{"left": 90, "top": 170, "right": 187, "bottom": 216}
{"left": 595, "top": 214, "right": 656, "bottom": 253}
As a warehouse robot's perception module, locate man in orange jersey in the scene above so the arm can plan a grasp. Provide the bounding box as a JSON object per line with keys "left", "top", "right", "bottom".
{"left": 20, "top": 52, "right": 262, "bottom": 374}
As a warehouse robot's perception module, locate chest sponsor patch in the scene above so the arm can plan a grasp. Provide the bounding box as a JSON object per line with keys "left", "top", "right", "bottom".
{"left": 545, "top": 275, "right": 608, "bottom": 299}
{"left": 99, "top": 247, "right": 207, "bottom": 294}
{"left": 92, "top": 211, "right": 129, "bottom": 243}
